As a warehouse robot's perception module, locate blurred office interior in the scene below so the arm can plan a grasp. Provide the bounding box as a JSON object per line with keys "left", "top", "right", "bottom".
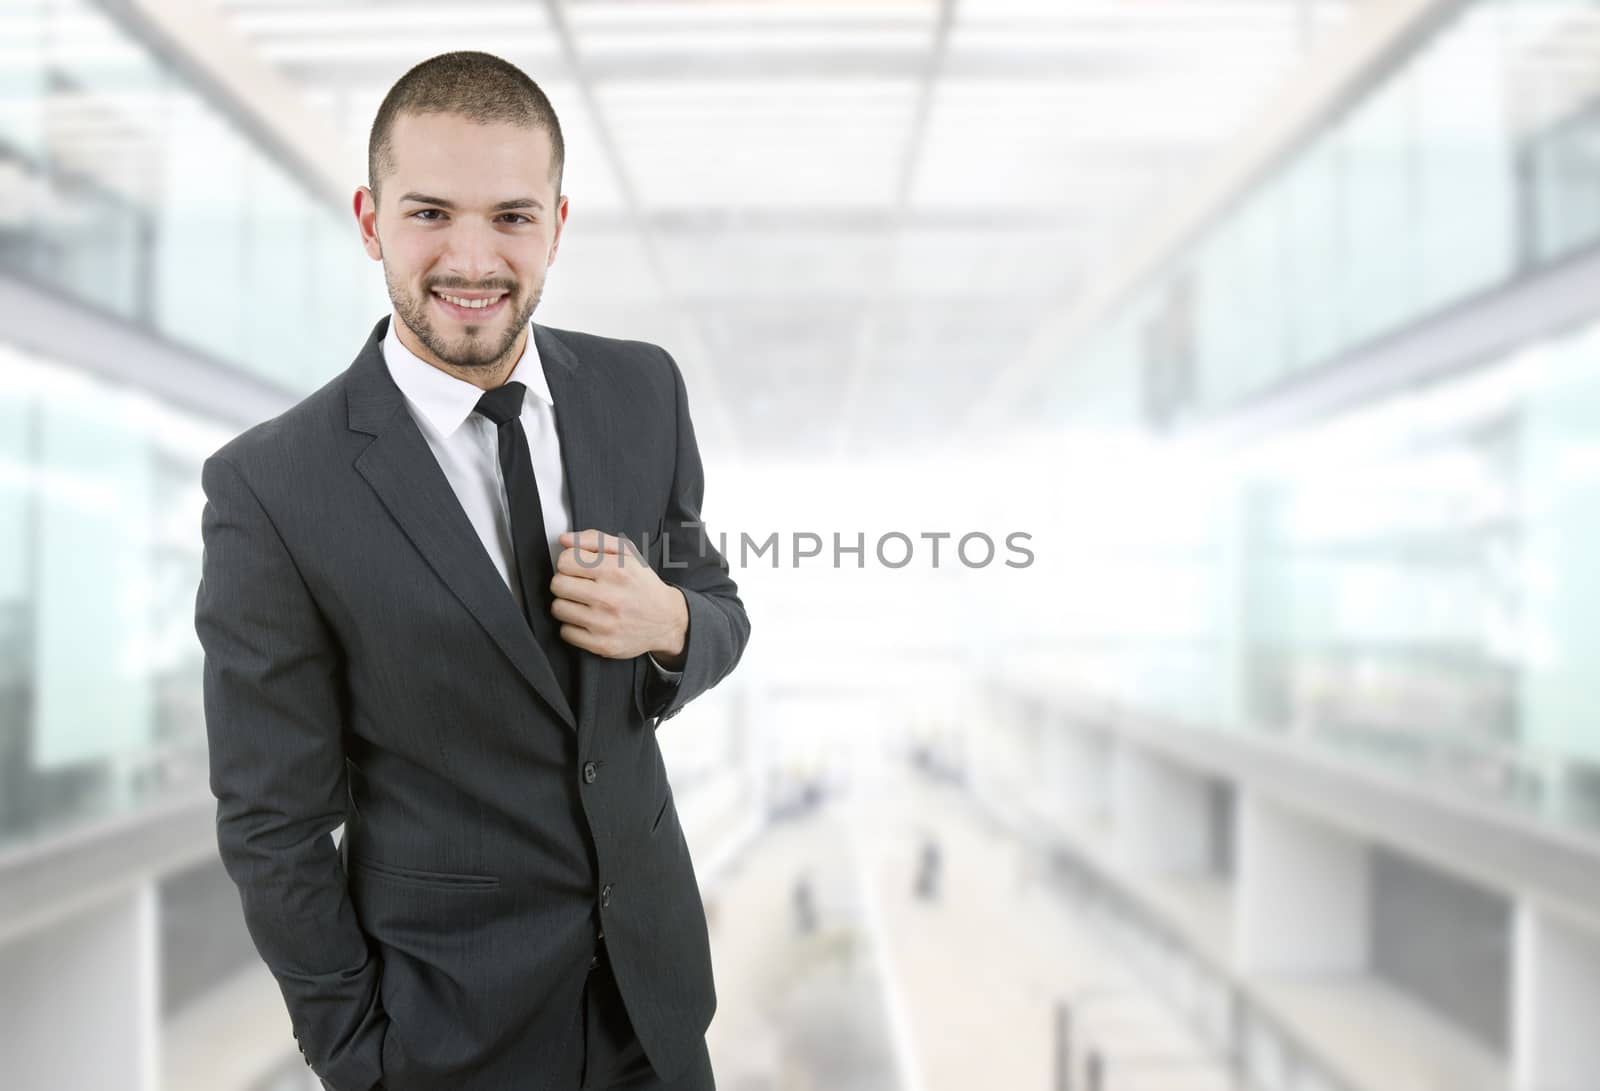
{"left": 3, "top": 0, "right": 1600, "bottom": 1089}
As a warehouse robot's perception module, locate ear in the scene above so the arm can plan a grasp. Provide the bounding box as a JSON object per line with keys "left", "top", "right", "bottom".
{"left": 354, "top": 186, "right": 383, "bottom": 261}
{"left": 547, "top": 193, "right": 570, "bottom": 267}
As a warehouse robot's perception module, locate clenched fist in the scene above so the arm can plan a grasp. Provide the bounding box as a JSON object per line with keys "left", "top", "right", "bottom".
{"left": 551, "top": 529, "right": 687, "bottom": 667}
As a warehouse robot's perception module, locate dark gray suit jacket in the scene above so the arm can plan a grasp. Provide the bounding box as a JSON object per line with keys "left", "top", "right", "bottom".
{"left": 193, "top": 315, "right": 750, "bottom": 1091}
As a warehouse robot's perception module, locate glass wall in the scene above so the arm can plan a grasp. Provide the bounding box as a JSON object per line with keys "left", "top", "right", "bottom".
{"left": 0, "top": 0, "right": 380, "bottom": 391}
{"left": 1039, "top": 314, "right": 1600, "bottom": 836}
{"left": 1241, "top": 390, "right": 1523, "bottom": 796}
{"left": 0, "top": 339, "right": 227, "bottom": 849}
{"left": 1044, "top": 0, "right": 1599, "bottom": 427}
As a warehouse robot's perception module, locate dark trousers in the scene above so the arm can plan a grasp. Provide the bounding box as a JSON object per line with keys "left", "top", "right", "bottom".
{"left": 570, "top": 941, "right": 716, "bottom": 1091}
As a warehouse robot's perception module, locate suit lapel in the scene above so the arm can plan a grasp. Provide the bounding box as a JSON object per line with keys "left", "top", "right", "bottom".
{"left": 344, "top": 315, "right": 584, "bottom": 733}
{"left": 536, "top": 323, "right": 618, "bottom": 747}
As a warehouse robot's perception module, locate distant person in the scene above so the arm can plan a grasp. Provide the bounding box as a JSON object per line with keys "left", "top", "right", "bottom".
{"left": 914, "top": 837, "right": 942, "bottom": 901}
{"left": 193, "top": 51, "right": 750, "bottom": 1091}
{"left": 792, "top": 873, "right": 817, "bottom": 935}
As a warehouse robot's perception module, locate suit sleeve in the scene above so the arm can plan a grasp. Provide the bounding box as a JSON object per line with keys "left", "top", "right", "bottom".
{"left": 634, "top": 348, "right": 751, "bottom": 724}
{"left": 194, "top": 454, "right": 389, "bottom": 1091}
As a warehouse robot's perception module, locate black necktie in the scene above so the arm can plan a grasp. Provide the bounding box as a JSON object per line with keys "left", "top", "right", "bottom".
{"left": 473, "top": 382, "right": 578, "bottom": 712}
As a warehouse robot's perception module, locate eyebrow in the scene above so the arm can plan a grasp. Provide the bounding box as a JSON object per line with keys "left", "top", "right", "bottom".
{"left": 398, "top": 192, "right": 545, "bottom": 212}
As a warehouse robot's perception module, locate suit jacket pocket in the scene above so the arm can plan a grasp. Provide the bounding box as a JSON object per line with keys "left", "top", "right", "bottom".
{"left": 380, "top": 1017, "right": 408, "bottom": 1088}
{"left": 642, "top": 528, "right": 666, "bottom": 572}
{"left": 351, "top": 856, "right": 501, "bottom": 891}
{"left": 649, "top": 788, "right": 673, "bottom": 836}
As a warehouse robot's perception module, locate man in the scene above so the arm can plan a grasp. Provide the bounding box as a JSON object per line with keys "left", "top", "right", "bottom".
{"left": 193, "top": 51, "right": 749, "bottom": 1091}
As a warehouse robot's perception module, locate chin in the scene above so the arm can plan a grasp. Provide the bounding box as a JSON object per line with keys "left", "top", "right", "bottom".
{"left": 448, "top": 324, "right": 525, "bottom": 369}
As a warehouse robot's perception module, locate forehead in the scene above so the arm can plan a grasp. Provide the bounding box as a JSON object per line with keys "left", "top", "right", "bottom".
{"left": 386, "top": 111, "right": 556, "bottom": 197}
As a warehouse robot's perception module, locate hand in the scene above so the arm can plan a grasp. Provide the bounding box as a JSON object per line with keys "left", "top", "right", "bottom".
{"left": 551, "top": 530, "right": 688, "bottom": 665}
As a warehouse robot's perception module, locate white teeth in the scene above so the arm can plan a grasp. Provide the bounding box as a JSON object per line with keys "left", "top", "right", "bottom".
{"left": 435, "top": 292, "right": 502, "bottom": 309}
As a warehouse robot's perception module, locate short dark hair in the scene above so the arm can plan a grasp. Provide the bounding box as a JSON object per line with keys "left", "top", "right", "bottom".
{"left": 367, "top": 51, "right": 564, "bottom": 201}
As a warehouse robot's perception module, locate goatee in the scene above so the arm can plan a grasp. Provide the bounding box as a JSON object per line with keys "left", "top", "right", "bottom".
{"left": 387, "top": 271, "right": 542, "bottom": 371}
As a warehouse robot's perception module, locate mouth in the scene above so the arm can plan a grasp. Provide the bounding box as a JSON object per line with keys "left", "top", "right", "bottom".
{"left": 430, "top": 288, "right": 510, "bottom": 322}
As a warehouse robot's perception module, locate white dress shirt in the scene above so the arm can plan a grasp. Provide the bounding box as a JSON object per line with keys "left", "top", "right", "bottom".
{"left": 383, "top": 314, "right": 681, "bottom": 682}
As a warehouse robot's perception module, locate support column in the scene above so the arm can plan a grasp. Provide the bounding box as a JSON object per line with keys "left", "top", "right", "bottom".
{"left": 0, "top": 880, "right": 160, "bottom": 1091}
{"left": 1050, "top": 722, "right": 1114, "bottom": 829}
{"left": 1112, "top": 745, "right": 1212, "bottom": 874}
{"left": 1512, "top": 902, "right": 1600, "bottom": 1091}
{"left": 1234, "top": 791, "right": 1370, "bottom": 973}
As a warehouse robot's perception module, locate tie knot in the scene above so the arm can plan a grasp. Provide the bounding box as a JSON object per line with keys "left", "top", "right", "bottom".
{"left": 474, "top": 381, "right": 526, "bottom": 426}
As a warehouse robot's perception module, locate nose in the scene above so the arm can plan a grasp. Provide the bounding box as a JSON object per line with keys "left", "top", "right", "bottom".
{"left": 441, "top": 218, "right": 506, "bottom": 286}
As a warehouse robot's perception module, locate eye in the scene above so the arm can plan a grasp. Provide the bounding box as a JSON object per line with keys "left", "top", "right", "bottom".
{"left": 498, "top": 213, "right": 532, "bottom": 225}
{"left": 410, "top": 208, "right": 444, "bottom": 221}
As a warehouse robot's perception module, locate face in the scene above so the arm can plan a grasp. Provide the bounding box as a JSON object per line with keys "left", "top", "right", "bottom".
{"left": 354, "top": 111, "right": 568, "bottom": 381}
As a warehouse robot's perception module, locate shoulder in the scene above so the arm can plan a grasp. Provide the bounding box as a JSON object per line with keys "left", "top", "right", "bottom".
{"left": 537, "top": 323, "right": 682, "bottom": 394}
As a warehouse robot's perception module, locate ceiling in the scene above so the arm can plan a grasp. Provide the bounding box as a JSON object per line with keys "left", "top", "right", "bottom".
{"left": 211, "top": 0, "right": 1357, "bottom": 458}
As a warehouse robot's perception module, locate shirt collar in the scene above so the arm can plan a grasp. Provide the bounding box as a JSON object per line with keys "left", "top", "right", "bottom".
{"left": 382, "top": 313, "right": 553, "bottom": 438}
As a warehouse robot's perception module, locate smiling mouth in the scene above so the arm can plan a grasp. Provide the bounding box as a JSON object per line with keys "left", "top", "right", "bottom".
{"left": 430, "top": 289, "right": 510, "bottom": 318}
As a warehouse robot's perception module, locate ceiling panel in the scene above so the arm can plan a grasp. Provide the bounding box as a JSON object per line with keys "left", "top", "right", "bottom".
{"left": 209, "top": 0, "right": 1356, "bottom": 458}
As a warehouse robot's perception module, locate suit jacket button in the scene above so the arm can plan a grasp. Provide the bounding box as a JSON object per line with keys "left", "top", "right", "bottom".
{"left": 600, "top": 883, "right": 613, "bottom": 908}
{"left": 583, "top": 761, "right": 597, "bottom": 783}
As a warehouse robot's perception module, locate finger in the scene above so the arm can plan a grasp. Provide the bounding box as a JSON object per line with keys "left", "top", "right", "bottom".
{"left": 558, "top": 621, "right": 598, "bottom": 652}
{"left": 550, "top": 596, "right": 597, "bottom": 627}
{"left": 554, "top": 579, "right": 615, "bottom": 616}
{"left": 559, "top": 622, "right": 618, "bottom": 656}
{"left": 560, "top": 529, "right": 624, "bottom": 555}
{"left": 550, "top": 572, "right": 598, "bottom": 604}
{"left": 556, "top": 546, "right": 613, "bottom": 575}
